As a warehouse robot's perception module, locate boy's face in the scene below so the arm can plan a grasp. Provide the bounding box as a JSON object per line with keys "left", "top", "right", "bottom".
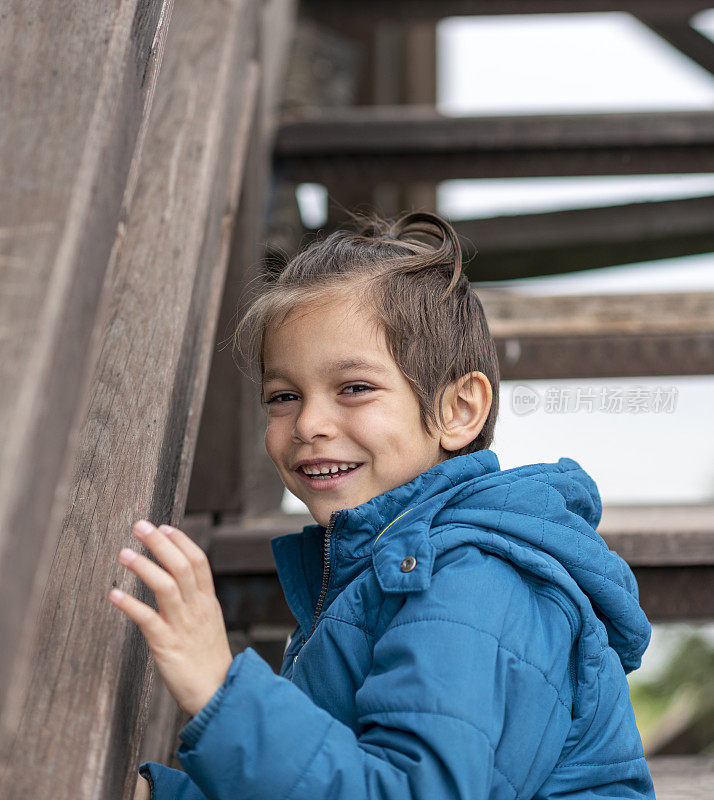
{"left": 262, "top": 294, "right": 445, "bottom": 527}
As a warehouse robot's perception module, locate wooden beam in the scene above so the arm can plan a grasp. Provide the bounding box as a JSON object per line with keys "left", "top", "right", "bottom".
{"left": 275, "top": 108, "right": 714, "bottom": 183}
{"left": 637, "top": 18, "right": 714, "bottom": 77}
{"left": 0, "top": 0, "right": 261, "bottom": 793}
{"left": 454, "top": 195, "right": 714, "bottom": 281}
{"left": 303, "top": 1, "right": 713, "bottom": 28}
{"left": 477, "top": 290, "right": 714, "bottom": 379}
{"left": 598, "top": 504, "right": 714, "bottom": 566}
{"left": 0, "top": 0, "right": 173, "bottom": 747}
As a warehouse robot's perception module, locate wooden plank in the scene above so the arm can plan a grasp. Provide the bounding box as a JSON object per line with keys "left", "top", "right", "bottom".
{"left": 304, "top": 1, "right": 713, "bottom": 28}
{"left": 494, "top": 331, "right": 714, "bottom": 379}
{"left": 275, "top": 108, "right": 714, "bottom": 183}
{"left": 479, "top": 291, "right": 714, "bottom": 338}
{"left": 453, "top": 195, "right": 714, "bottom": 281}
{"left": 0, "top": 0, "right": 260, "bottom": 793}
{"left": 0, "top": 0, "right": 173, "bottom": 736}
{"left": 186, "top": 0, "right": 298, "bottom": 515}
{"left": 477, "top": 290, "right": 714, "bottom": 379}
{"left": 648, "top": 756, "right": 714, "bottom": 799}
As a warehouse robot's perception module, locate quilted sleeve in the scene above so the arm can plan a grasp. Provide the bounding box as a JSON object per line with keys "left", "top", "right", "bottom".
{"left": 170, "top": 546, "right": 575, "bottom": 800}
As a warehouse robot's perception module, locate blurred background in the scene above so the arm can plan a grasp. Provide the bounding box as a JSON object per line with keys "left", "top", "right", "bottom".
{"left": 271, "top": 8, "right": 714, "bottom": 759}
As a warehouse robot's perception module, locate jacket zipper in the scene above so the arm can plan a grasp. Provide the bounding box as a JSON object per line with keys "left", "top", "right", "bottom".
{"left": 291, "top": 510, "right": 339, "bottom": 680}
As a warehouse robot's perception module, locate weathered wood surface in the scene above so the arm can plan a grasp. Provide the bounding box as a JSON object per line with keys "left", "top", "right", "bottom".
{"left": 0, "top": 0, "right": 260, "bottom": 793}
{"left": 186, "top": 0, "right": 297, "bottom": 516}
{"left": 193, "top": 505, "right": 714, "bottom": 624}
{"left": 275, "top": 108, "right": 714, "bottom": 184}
{"left": 476, "top": 290, "right": 714, "bottom": 379}
{"left": 648, "top": 756, "right": 714, "bottom": 800}
{"left": 0, "top": 0, "right": 173, "bottom": 740}
{"left": 453, "top": 195, "right": 714, "bottom": 281}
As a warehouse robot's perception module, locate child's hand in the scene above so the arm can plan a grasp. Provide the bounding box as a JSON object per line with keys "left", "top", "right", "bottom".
{"left": 109, "top": 520, "right": 233, "bottom": 717}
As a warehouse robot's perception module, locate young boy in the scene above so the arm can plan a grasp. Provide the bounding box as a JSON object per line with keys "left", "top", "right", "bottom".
{"left": 111, "top": 211, "right": 655, "bottom": 799}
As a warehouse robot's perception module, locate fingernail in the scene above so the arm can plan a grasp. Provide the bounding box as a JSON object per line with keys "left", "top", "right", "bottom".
{"left": 134, "top": 520, "right": 154, "bottom": 536}
{"left": 119, "top": 548, "right": 136, "bottom": 564}
{"left": 109, "top": 588, "right": 124, "bottom": 602}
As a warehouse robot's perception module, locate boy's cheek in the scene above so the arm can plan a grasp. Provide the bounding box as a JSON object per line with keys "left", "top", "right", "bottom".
{"left": 264, "top": 424, "right": 288, "bottom": 468}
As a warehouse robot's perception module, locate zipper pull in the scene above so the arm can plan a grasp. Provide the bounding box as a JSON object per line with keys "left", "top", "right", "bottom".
{"left": 290, "top": 634, "right": 306, "bottom": 683}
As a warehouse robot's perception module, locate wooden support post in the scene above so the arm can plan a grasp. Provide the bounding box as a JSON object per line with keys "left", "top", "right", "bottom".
{"left": 0, "top": 0, "right": 173, "bottom": 756}
{"left": 0, "top": 0, "right": 262, "bottom": 794}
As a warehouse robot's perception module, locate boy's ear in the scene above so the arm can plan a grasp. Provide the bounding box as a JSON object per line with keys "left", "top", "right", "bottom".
{"left": 438, "top": 372, "right": 492, "bottom": 452}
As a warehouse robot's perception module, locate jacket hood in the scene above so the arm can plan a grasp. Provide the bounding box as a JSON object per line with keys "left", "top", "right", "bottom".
{"left": 271, "top": 449, "right": 651, "bottom": 673}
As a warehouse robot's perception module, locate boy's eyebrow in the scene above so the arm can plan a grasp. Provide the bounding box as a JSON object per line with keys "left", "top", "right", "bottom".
{"left": 263, "top": 359, "right": 390, "bottom": 384}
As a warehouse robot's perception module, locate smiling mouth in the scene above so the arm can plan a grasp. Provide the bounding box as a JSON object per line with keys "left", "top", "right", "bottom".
{"left": 299, "top": 464, "right": 361, "bottom": 480}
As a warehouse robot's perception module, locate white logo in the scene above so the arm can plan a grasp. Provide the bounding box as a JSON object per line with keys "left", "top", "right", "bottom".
{"left": 511, "top": 385, "right": 540, "bottom": 416}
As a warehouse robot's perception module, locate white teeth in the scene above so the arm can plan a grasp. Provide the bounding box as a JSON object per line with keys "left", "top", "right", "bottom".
{"left": 300, "top": 462, "right": 360, "bottom": 476}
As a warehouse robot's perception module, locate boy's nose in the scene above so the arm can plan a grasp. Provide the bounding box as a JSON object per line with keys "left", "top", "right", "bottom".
{"left": 291, "top": 398, "right": 337, "bottom": 443}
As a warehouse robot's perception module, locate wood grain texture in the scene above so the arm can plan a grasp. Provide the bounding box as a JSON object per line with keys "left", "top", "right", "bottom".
{"left": 0, "top": 0, "right": 173, "bottom": 740}
{"left": 0, "top": 0, "right": 259, "bottom": 794}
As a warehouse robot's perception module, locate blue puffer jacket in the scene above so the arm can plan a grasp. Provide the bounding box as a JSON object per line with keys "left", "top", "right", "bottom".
{"left": 140, "top": 450, "right": 655, "bottom": 799}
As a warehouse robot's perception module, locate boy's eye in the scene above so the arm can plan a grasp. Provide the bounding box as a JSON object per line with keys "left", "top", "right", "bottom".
{"left": 264, "top": 384, "right": 373, "bottom": 404}
{"left": 265, "top": 392, "right": 298, "bottom": 404}
{"left": 342, "top": 384, "right": 373, "bottom": 395}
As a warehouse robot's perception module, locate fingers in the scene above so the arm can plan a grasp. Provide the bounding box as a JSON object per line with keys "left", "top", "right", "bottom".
{"left": 131, "top": 520, "right": 200, "bottom": 603}
{"left": 118, "top": 546, "right": 186, "bottom": 615}
{"left": 108, "top": 586, "right": 167, "bottom": 641}
{"left": 155, "top": 524, "right": 215, "bottom": 595}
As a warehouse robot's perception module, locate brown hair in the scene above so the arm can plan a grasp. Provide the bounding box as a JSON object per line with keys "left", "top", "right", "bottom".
{"left": 234, "top": 210, "right": 499, "bottom": 456}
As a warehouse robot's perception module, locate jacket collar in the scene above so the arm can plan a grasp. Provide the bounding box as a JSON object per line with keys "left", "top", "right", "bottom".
{"left": 270, "top": 450, "right": 501, "bottom": 634}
